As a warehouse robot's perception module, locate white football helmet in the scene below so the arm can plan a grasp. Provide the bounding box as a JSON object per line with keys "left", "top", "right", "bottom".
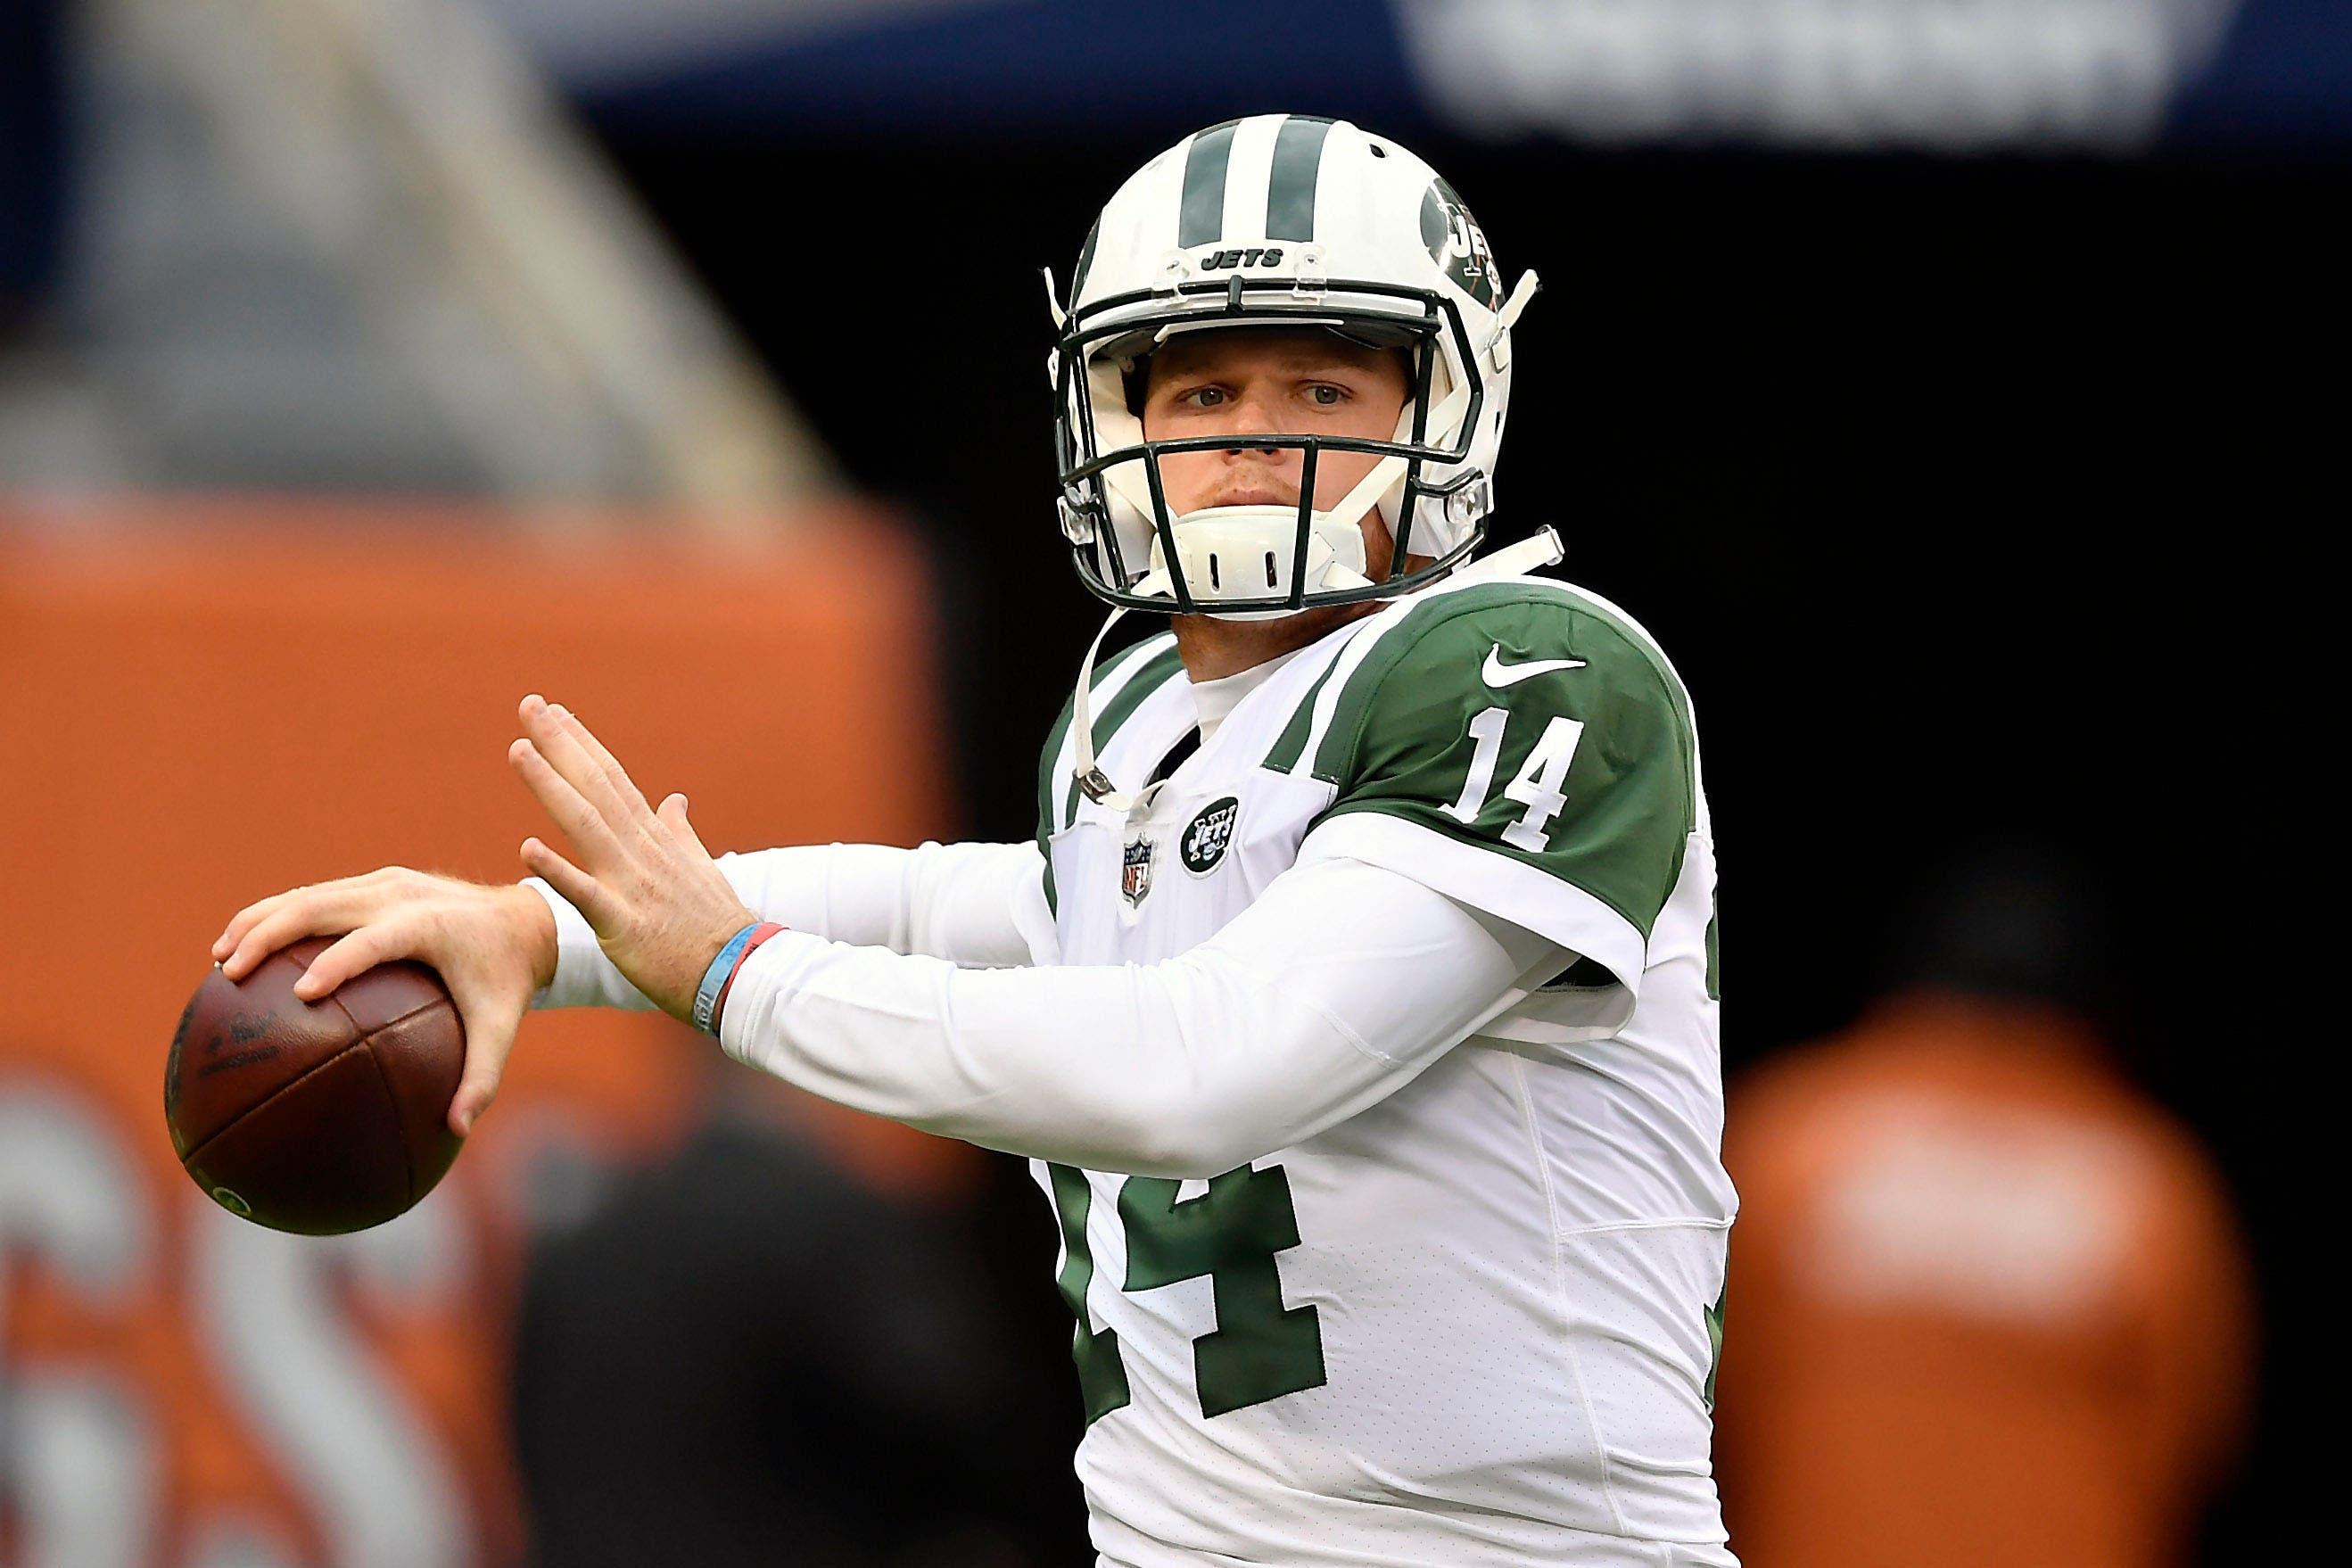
{"left": 1047, "top": 113, "right": 1538, "bottom": 619}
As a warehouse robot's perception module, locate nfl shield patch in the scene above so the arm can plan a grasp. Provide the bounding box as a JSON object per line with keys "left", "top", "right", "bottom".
{"left": 1120, "top": 835, "right": 1155, "bottom": 907}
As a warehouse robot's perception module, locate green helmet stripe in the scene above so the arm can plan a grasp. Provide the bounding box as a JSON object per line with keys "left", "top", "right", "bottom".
{"left": 1264, "top": 115, "right": 1333, "bottom": 242}
{"left": 1177, "top": 120, "right": 1239, "bottom": 248}
{"left": 1071, "top": 218, "right": 1102, "bottom": 298}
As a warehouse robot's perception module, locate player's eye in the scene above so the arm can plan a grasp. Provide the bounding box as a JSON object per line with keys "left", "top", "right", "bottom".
{"left": 1307, "top": 384, "right": 1347, "bottom": 408}
{"left": 1182, "top": 385, "right": 1229, "bottom": 409}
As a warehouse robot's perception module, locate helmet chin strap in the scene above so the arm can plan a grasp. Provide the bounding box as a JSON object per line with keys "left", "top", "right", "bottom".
{"left": 1069, "top": 605, "right": 1143, "bottom": 809}
{"left": 1070, "top": 524, "right": 1565, "bottom": 809}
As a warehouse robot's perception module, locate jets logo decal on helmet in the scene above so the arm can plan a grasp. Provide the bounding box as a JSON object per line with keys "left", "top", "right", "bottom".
{"left": 1422, "top": 177, "right": 1499, "bottom": 310}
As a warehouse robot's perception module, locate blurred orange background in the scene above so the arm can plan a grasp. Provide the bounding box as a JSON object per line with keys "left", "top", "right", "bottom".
{"left": 0, "top": 499, "right": 950, "bottom": 1567}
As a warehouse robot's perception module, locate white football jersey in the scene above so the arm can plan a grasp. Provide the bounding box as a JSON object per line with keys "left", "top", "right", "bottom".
{"left": 1027, "top": 573, "right": 1738, "bottom": 1567}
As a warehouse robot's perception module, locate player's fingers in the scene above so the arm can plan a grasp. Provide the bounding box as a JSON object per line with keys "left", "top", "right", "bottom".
{"left": 519, "top": 836, "right": 612, "bottom": 927}
{"left": 519, "top": 695, "right": 639, "bottom": 827}
{"left": 509, "top": 738, "right": 625, "bottom": 863}
{"left": 221, "top": 877, "right": 397, "bottom": 980}
{"left": 213, "top": 872, "right": 379, "bottom": 961}
{"left": 445, "top": 994, "right": 524, "bottom": 1137}
{"left": 552, "top": 706, "right": 656, "bottom": 821}
{"left": 439, "top": 953, "right": 529, "bottom": 1136}
{"left": 293, "top": 922, "right": 409, "bottom": 1002}
{"left": 213, "top": 888, "right": 298, "bottom": 961}
{"left": 656, "top": 793, "right": 713, "bottom": 860}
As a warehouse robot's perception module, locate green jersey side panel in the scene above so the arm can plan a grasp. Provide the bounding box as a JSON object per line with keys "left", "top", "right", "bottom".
{"left": 1308, "top": 584, "right": 1697, "bottom": 943}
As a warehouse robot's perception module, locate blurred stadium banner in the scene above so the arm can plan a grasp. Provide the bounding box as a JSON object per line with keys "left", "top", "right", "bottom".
{"left": 0, "top": 499, "right": 949, "bottom": 1568}
{"left": 501, "top": 0, "right": 2352, "bottom": 152}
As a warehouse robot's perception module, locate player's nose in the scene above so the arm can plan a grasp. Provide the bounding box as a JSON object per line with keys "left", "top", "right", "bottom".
{"left": 1211, "top": 384, "right": 1291, "bottom": 452}
{"left": 1214, "top": 444, "right": 1296, "bottom": 489}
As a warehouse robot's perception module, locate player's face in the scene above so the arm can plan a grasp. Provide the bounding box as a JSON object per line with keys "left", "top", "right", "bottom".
{"left": 1140, "top": 330, "right": 1413, "bottom": 529}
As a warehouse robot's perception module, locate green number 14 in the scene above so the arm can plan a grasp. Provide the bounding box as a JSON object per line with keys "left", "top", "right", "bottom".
{"left": 1048, "top": 1161, "right": 1327, "bottom": 1422}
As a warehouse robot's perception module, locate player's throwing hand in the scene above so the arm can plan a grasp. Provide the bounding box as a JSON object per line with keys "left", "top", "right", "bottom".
{"left": 211, "top": 693, "right": 754, "bottom": 1139}
{"left": 508, "top": 694, "right": 757, "bottom": 1032}
{"left": 210, "top": 869, "right": 557, "bottom": 1137}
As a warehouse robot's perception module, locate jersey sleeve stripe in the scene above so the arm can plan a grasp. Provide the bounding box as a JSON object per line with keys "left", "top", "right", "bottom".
{"left": 1259, "top": 655, "right": 1343, "bottom": 772}
{"left": 1291, "top": 573, "right": 1566, "bottom": 785}
{"left": 1285, "top": 598, "right": 1424, "bottom": 779}
{"left": 1305, "top": 582, "right": 1514, "bottom": 782}
{"left": 1298, "top": 812, "right": 1651, "bottom": 994}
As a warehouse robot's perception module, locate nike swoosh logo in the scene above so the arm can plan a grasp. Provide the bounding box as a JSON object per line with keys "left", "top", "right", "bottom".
{"left": 1482, "top": 645, "right": 1588, "bottom": 687}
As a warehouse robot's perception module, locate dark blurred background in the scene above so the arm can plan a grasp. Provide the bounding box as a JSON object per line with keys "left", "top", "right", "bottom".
{"left": 3, "top": 2, "right": 2331, "bottom": 1564}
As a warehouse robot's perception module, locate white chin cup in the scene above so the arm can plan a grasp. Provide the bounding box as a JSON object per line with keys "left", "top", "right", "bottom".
{"left": 1141, "top": 504, "right": 1372, "bottom": 619}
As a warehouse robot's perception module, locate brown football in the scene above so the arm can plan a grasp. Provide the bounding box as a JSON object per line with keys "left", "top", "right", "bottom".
{"left": 165, "top": 936, "right": 466, "bottom": 1234}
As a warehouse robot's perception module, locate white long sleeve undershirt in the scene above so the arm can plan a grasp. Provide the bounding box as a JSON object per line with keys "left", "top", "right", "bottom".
{"left": 525, "top": 838, "right": 1054, "bottom": 1012}
{"left": 529, "top": 846, "right": 1563, "bottom": 1178}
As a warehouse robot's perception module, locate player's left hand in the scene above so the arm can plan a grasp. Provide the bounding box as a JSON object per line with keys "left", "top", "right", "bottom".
{"left": 508, "top": 694, "right": 757, "bottom": 1027}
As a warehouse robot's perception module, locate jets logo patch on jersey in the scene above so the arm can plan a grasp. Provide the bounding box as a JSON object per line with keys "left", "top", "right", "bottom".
{"left": 1180, "top": 796, "right": 1241, "bottom": 876}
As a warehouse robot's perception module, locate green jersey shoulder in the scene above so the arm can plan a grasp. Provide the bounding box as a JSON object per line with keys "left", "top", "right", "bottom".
{"left": 1269, "top": 580, "right": 1701, "bottom": 976}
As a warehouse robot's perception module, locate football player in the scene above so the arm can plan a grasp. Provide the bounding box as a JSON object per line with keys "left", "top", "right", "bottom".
{"left": 214, "top": 116, "right": 1737, "bottom": 1566}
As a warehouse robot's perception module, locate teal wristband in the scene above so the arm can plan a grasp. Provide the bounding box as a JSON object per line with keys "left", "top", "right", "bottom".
{"left": 692, "top": 922, "right": 764, "bottom": 1035}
